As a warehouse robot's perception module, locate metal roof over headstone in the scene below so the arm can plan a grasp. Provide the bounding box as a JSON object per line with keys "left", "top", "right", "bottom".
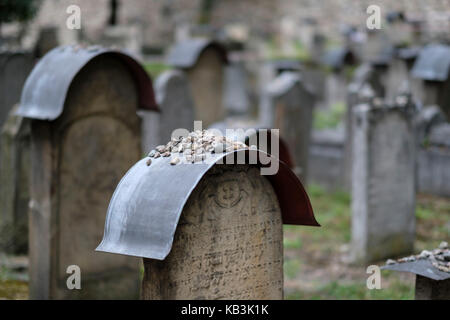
{"left": 96, "top": 149, "right": 319, "bottom": 260}
{"left": 166, "top": 38, "right": 228, "bottom": 69}
{"left": 412, "top": 44, "right": 450, "bottom": 81}
{"left": 16, "top": 45, "right": 158, "bottom": 120}
{"left": 382, "top": 260, "right": 450, "bottom": 281}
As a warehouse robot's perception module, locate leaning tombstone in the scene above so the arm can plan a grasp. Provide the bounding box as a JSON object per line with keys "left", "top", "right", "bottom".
{"left": 0, "top": 105, "right": 31, "bottom": 254}
{"left": 382, "top": 242, "right": 450, "bottom": 300}
{"left": 351, "top": 95, "right": 416, "bottom": 263}
{"left": 16, "top": 45, "right": 158, "bottom": 299}
{"left": 262, "top": 72, "right": 315, "bottom": 182}
{"left": 411, "top": 44, "right": 450, "bottom": 120}
{"left": 97, "top": 131, "right": 319, "bottom": 299}
{"left": 166, "top": 39, "right": 228, "bottom": 127}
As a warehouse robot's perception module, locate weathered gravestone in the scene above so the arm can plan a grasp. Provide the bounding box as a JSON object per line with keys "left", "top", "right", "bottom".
{"left": 417, "top": 121, "right": 450, "bottom": 197}
{"left": 141, "top": 70, "right": 195, "bottom": 151}
{"left": 16, "top": 45, "right": 158, "bottom": 299}
{"left": 0, "top": 50, "right": 34, "bottom": 131}
{"left": 97, "top": 146, "right": 319, "bottom": 299}
{"left": 351, "top": 97, "right": 416, "bottom": 263}
{"left": 0, "top": 105, "right": 31, "bottom": 254}
{"left": 261, "top": 72, "right": 315, "bottom": 182}
{"left": 412, "top": 44, "right": 450, "bottom": 120}
{"left": 166, "top": 39, "right": 228, "bottom": 128}
{"left": 321, "top": 47, "right": 357, "bottom": 110}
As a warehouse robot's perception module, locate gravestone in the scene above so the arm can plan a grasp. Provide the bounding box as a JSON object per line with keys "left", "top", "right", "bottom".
{"left": 344, "top": 64, "right": 384, "bottom": 190}
{"left": 97, "top": 148, "right": 319, "bottom": 300}
{"left": 263, "top": 72, "right": 315, "bottom": 182}
{"left": 412, "top": 44, "right": 450, "bottom": 120}
{"left": 16, "top": 45, "right": 158, "bottom": 299}
{"left": 148, "top": 70, "right": 195, "bottom": 150}
{"left": 321, "top": 48, "right": 356, "bottom": 110}
{"left": 351, "top": 98, "right": 416, "bottom": 263}
{"left": 166, "top": 39, "right": 228, "bottom": 128}
{"left": 0, "top": 105, "right": 30, "bottom": 254}
{"left": 0, "top": 51, "right": 34, "bottom": 130}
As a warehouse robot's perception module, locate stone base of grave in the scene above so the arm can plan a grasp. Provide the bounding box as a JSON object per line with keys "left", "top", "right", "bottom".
{"left": 141, "top": 165, "right": 283, "bottom": 300}
{"left": 415, "top": 275, "right": 450, "bottom": 300}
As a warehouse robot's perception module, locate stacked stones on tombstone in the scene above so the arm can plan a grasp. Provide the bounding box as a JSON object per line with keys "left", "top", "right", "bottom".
{"left": 0, "top": 0, "right": 449, "bottom": 303}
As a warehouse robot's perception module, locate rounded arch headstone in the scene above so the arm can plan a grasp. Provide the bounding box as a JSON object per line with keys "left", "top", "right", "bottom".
{"left": 17, "top": 45, "right": 157, "bottom": 299}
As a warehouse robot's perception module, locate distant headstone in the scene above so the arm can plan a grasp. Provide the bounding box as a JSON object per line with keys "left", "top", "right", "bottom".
{"left": 153, "top": 70, "right": 195, "bottom": 148}
{"left": 0, "top": 105, "right": 30, "bottom": 254}
{"left": 166, "top": 39, "right": 228, "bottom": 127}
{"left": 222, "top": 61, "right": 250, "bottom": 117}
{"left": 351, "top": 98, "right": 416, "bottom": 263}
{"left": 17, "top": 45, "right": 158, "bottom": 299}
{"left": 263, "top": 72, "right": 315, "bottom": 182}
{"left": 143, "top": 165, "right": 283, "bottom": 299}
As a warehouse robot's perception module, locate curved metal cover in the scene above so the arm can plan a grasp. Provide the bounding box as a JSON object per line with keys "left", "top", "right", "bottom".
{"left": 96, "top": 149, "right": 319, "bottom": 260}
{"left": 166, "top": 38, "right": 228, "bottom": 69}
{"left": 16, "top": 45, "right": 157, "bottom": 120}
{"left": 382, "top": 260, "right": 450, "bottom": 281}
{"left": 412, "top": 44, "right": 450, "bottom": 81}
{"left": 321, "top": 47, "right": 355, "bottom": 69}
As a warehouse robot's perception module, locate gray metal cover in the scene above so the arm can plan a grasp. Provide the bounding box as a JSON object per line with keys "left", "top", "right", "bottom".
{"left": 412, "top": 44, "right": 450, "bottom": 81}
{"left": 382, "top": 260, "right": 450, "bottom": 281}
{"left": 16, "top": 45, "right": 157, "bottom": 120}
{"left": 166, "top": 38, "right": 228, "bottom": 69}
{"left": 96, "top": 149, "right": 318, "bottom": 260}
{"left": 321, "top": 47, "right": 355, "bottom": 70}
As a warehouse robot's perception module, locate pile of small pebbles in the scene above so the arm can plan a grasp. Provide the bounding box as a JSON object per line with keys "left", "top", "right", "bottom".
{"left": 386, "top": 241, "right": 450, "bottom": 273}
{"left": 146, "top": 130, "right": 250, "bottom": 166}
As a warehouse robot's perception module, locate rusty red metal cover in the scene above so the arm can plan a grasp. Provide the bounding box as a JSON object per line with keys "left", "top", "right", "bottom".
{"left": 16, "top": 45, "right": 158, "bottom": 120}
{"left": 96, "top": 149, "right": 319, "bottom": 260}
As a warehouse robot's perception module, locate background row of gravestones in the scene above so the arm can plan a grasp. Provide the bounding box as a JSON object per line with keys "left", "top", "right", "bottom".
{"left": 0, "top": 37, "right": 449, "bottom": 299}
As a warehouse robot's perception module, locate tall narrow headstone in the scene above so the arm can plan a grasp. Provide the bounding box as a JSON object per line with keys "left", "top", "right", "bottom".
{"left": 412, "top": 44, "right": 450, "bottom": 120}
{"left": 0, "top": 105, "right": 30, "bottom": 254}
{"left": 264, "top": 72, "right": 315, "bottom": 182}
{"left": 16, "top": 45, "right": 158, "bottom": 299}
{"left": 0, "top": 51, "right": 34, "bottom": 130}
{"left": 166, "top": 39, "right": 228, "bottom": 127}
{"left": 351, "top": 98, "right": 416, "bottom": 263}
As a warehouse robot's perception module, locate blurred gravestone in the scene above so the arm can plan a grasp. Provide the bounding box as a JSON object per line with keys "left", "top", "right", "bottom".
{"left": 153, "top": 70, "right": 195, "bottom": 148}
{"left": 222, "top": 61, "right": 249, "bottom": 117}
{"left": 16, "top": 45, "right": 158, "bottom": 299}
{"left": 412, "top": 44, "right": 450, "bottom": 120}
{"left": 351, "top": 97, "right": 416, "bottom": 263}
{"left": 263, "top": 72, "right": 315, "bottom": 182}
{"left": 166, "top": 39, "right": 228, "bottom": 128}
{"left": 0, "top": 105, "right": 30, "bottom": 254}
